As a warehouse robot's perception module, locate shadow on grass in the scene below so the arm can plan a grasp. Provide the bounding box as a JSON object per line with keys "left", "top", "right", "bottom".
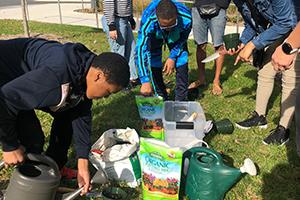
{"left": 261, "top": 139, "right": 300, "bottom": 200}
{"left": 262, "top": 59, "right": 300, "bottom": 200}
{"left": 224, "top": 69, "right": 257, "bottom": 99}
{"left": 224, "top": 66, "right": 282, "bottom": 124}
{"left": 188, "top": 50, "right": 241, "bottom": 100}
{"left": 60, "top": 90, "right": 143, "bottom": 191}
{"left": 91, "top": 91, "right": 142, "bottom": 139}
{"left": 0, "top": 180, "right": 9, "bottom": 191}
{"left": 66, "top": 90, "right": 142, "bottom": 159}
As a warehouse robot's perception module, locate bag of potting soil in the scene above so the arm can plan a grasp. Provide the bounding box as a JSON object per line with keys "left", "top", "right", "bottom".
{"left": 89, "top": 128, "right": 141, "bottom": 188}
{"left": 139, "top": 138, "right": 191, "bottom": 200}
{"left": 136, "top": 95, "right": 164, "bottom": 140}
{"left": 139, "top": 138, "right": 206, "bottom": 200}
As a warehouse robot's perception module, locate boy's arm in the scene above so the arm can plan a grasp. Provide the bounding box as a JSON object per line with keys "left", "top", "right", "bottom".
{"left": 285, "top": 22, "right": 300, "bottom": 49}
{"left": 251, "top": 0, "right": 296, "bottom": 50}
{"left": 272, "top": 22, "right": 300, "bottom": 70}
{"left": 103, "top": 0, "right": 116, "bottom": 31}
{"left": 0, "top": 67, "right": 61, "bottom": 152}
{"left": 53, "top": 99, "right": 92, "bottom": 195}
{"left": 69, "top": 99, "right": 92, "bottom": 195}
{"left": 169, "top": 27, "right": 191, "bottom": 61}
{"left": 70, "top": 99, "right": 92, "bottom": 160}
{"left": 233, "top": 0, "right": 257, "bottom": 45}
{"left": 136, "top": 23, "right": 153, "bottom": 84}
{"left": 239, "top": 22, "right": 257, "bottom": 45}
{"left": 0, "top": 98, "right": 20, "bottom": 152}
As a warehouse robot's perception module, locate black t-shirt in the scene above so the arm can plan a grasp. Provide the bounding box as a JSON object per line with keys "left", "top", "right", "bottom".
{"left": 193, "top": 0, "right": 231, "bottom": 9}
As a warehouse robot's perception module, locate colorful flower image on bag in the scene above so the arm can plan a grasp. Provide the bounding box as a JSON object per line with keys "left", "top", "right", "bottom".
{"left": 142, "top": 119, "right": 163, "bottom": 131}
{"left": 140, "top": 138, "right": 183, "bottom": 199}
{"left": 136, "top": 96, "right": 164, "bottom": 140}
{"left": 142, "top": 172, "right": 179, "bottom": 195}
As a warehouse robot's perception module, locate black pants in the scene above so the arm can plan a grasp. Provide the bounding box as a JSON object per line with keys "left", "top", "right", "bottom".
{"left": 151, "top": 63, "right": 188, "bottom": 101}
{"left": 17, "top": 110, "right": 73, "bottom": 169}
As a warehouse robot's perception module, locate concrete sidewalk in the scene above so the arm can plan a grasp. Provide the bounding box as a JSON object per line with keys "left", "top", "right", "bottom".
{"left": 0, "top": 0, "right": 244, "bottom": 40}
{"left": 0, "top": 0, "right": 101, "bottom": 28}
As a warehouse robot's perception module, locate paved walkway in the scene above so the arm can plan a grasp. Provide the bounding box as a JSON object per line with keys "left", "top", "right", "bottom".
{"left": 0, "top": 0, "right": 244, "bottom": 40}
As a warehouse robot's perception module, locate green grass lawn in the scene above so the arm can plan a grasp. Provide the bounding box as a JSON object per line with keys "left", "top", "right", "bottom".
{"left": 0, "top": 19, "right": 300, "bottom": 200}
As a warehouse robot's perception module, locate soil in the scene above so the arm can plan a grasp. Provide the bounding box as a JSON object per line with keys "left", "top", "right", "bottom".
{"left": 74, "top": 8, "right": 102, "bottom": 14}
{"left": 0, "top": 33, "right": 67, "bottom": 43}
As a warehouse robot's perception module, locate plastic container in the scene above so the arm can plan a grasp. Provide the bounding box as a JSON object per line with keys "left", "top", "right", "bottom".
{"left": 223, "top": 33, "right": 240, "bottom": 50}
{"left": 163, "top": 101, "right": 206, "bottom": 147}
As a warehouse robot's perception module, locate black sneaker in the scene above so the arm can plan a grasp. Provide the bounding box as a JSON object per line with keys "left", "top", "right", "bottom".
{"left": 262, "top": 125, "right": 290, "bottom": 146}
{"left": 235, "top": 111, "right": 268, "bottom": 130}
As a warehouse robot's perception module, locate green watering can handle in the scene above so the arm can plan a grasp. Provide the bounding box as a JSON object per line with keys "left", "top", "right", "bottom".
{"left": 192, "top": 147, "right": 223, "bottom": 165}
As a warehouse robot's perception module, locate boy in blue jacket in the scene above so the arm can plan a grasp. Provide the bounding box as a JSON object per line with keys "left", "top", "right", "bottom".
{"left": 135, "top": 0, "right": 192, "bottom": 100}
{"left": 0, "top": 38, "right": 130, "bottom": 195}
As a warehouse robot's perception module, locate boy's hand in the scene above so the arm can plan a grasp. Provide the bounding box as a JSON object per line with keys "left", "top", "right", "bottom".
{"left": 140, "top": 82, "right": 153, "bottom": 96}
{"left": 129, "top": 18, "right": 136, "bottom": 30}
{"left": 77, "top": 158, "right": 90, "bottom": 196}
{"left": 234, "top": 41, "right": 255, "bottom": 65}
{"left": 272, "top": 44, "right": 296, "bottom": 71}
{"left": 3, "top": 147, "right": 25, "bottom": 167}
{"left": 163, "top": 58, "right": 175, "bottom": 76}
{"left": 226, "top": 43, "right": 245, "bottom": 56}
{"left": 109, "top": 30, "right": 118, "bottom": 40}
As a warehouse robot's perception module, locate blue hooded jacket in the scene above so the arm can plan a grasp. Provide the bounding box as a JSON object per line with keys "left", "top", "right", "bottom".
{"left": 0, "top": 38, "right": 95, "bottom": 159}
{"left": 135, "top": 0, "right": 192, "bottom": 84}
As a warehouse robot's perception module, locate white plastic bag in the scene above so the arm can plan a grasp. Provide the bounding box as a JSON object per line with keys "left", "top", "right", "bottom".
{"left": 89, "top": 128, "right": 141, "bottom": 187}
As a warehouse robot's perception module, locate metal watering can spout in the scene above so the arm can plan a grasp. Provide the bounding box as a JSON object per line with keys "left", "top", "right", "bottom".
{"left": 183, "top": 147, "right": 257, "bottom": 200}
{"left": 62, "top": 167, "right": 109, "bottom": 200}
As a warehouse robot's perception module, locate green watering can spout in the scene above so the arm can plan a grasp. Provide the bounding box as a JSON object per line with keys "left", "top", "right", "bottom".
{"left": 182, "top": 147, "right": 257, "bottom": 200}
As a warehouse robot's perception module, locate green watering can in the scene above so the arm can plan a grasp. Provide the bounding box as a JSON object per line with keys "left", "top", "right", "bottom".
{"left": 180, "top": 147, "right": 257, "bottom": 200}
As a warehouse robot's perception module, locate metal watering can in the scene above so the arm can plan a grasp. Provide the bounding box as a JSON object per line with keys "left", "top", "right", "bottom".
{"left": 0, "top": 154, "right": 108, "bottom": 200}
{"left": 180, "top": 147, "right": 257, "bottom": 200}
{"left": 0, "top": 153, "right": 61, "bottom": 200}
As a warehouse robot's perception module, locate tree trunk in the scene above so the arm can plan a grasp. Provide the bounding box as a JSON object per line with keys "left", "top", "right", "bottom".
{"left": 21, "top": 0, "right": 30, "bottom": 37}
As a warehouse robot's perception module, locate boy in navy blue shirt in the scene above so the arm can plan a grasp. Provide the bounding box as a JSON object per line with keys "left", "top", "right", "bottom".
{"left": 0, "top": 38, "right": 130, "bottom": 195}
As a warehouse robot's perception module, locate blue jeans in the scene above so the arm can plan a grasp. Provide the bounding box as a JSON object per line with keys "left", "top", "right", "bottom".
{"left": 151, "top": 64, "right": 188, "bottom": 101}
{"left": 192, "top": 7, "right": 227, "bottom": 47}
{"left": 148, "top": 36, "right": 189, "bottom": 100}
{"left": 101, "top": 16, "right": 138, "bottom": 80}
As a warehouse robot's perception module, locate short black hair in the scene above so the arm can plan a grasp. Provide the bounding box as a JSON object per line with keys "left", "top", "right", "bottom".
{"left": 91, "top": 52, "right": 130, "bottom": 88}
{"left": 156, "top": 0, "right": 177, "bottom": 20}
